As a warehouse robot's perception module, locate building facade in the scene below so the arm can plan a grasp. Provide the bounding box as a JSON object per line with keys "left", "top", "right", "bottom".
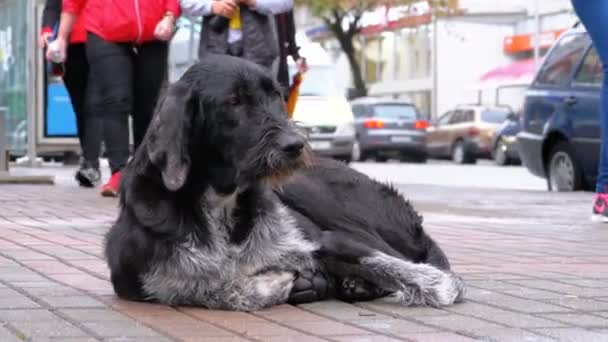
{"left": 296, "top": 0, "right": 577, "bottom": 119}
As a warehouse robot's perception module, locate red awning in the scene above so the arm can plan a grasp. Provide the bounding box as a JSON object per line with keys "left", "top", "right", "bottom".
{"left": 479, "top": 58, "right": 539, "bottom": 86}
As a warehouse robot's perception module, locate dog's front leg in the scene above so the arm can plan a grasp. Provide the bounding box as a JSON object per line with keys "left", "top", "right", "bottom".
{"left": 206, "top": 271, "right": 295, "bottom": 311}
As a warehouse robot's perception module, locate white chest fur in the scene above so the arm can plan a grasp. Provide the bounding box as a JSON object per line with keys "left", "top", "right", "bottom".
{"left": 140, "top": 187, "right": 318, "bottom": 307}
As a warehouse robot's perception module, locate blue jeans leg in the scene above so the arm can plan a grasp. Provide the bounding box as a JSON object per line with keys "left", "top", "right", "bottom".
{"left": 571, "top": 0, "right": 608, "bottom": 193}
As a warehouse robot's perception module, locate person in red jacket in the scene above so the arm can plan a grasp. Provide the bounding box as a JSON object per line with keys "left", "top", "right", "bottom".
{"left": 40, "top": 0, "right": 102, "bottom": 187}
{"left": 48, "top": 0, "right": 180, "bottom": 197}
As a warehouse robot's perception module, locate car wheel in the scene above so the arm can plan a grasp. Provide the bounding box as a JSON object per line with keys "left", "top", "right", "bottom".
{"left": 452, "top": 141, "right": 476, "bottom": 164}
{"left": 351, "top": 139, "right": 362, "bottom": 162}
{"left": 494, "top": 138, "right": 509, "bottom": 166}
{"left": 547, "top": 141, "right": 583, "bottom": 192}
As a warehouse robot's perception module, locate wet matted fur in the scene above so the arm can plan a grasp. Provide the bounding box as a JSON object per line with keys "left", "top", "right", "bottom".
{"left": 104, "top": 54, "right": 465, "bottom": 311}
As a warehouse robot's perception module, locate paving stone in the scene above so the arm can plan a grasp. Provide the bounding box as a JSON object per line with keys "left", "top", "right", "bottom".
{"left": 507, "top": 279, "right": 608, "bottom": 298}
{"left": 541, "top": 312, "right": 608, "bottom": 328}
{"left": 473, "top": 328, "right": 555, "bottom": 342}
{"left": 414, "top": 314, "right": 509, "bottom": 337}
{"left": 329, "top": 335, "right": 404, "bottom": 342}
{"left": 299, "top": 301, "right": 384, "bottom": 320}
{"left": 396, "top": 332, "right": 480, "bottom": 342}
{"left": 38, "top": 295, "right": 106, "bottom": 308}
{"left": 446, "top": 303, "right": 566, "bottom": 328}
{"left": 0, "top": 325, "right": 26, "bottom": 342}
{"left": 465, "top": 291, "right": 571, "bottom": 313}
{"left": 359, "top": 302, "right": 451, "bottom": 318}
{"left": 81, "top": 321, "right": 161, "bottom": 338}
{"left": 347, "top": 318, "right": 437, "bottom": 335}
{"left": 545, "top": 297, "right": 608, "bottom": 311}
{"left": 533, "top": 328, "right": 608, "bottom": 341}
{"left": 3, "top": 173, "right": 608, "bottom": 341}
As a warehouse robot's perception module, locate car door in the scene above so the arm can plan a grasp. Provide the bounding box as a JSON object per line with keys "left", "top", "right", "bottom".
{"left": 427, "top": 111, "right": 453, "bottom": 157}
{"left": 524, "top": 33, "right": 589, "bottom": 136}
{"left": 568, "top": 44, "right": 602, "bottom": 184}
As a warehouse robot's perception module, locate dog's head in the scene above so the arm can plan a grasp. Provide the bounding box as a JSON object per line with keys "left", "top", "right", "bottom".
{"left": 144, "top": 54, "right": 311, "bottom": 194}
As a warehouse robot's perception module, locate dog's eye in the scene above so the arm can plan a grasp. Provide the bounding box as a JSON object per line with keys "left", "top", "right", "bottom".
{"left": 229, "top": 95, "right": 241, "bottom": 106}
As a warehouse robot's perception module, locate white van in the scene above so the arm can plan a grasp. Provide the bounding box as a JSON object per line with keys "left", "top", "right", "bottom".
{"left": 287, "top": 43, "right": 357, "bottom": 162}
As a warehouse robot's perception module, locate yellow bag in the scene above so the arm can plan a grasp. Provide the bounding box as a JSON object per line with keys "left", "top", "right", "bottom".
{"left": 286, "top": 72, "right": 303, "bottom": 118}
{"left": 229, "top": 6, "right": 241, "bottom": 29}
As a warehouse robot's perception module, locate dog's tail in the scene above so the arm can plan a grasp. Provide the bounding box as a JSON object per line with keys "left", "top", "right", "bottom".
{"left": 320, "top": 231, "right": 465, "bottom": 307}
{"left": 360, "top": 251, "right": 465, "bottom": 307}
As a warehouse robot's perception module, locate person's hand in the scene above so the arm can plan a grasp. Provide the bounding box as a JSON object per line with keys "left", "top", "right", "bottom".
{"left": 154, "top": 14, "right": 175, "bottom": 41}
{"left": 45, "top": 37, "right": 67, "bottom": 63}
{"left": 212, "top": 0, "right": 238, "bottom": 18}
{"left": 39, "top": 31, "right": 53, "bottom": 49}
{"left": 296, "top": 57, "right": 308, "bottom": 74}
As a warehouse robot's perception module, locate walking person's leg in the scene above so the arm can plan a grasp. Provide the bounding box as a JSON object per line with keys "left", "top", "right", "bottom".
{"left": 86, "top": 33, "right": 134, "bottom": 196}
{"left": 132, "top": 41, "right": 169, "bottom": 152}
{"left": 571, "top": 0, "right": 608, "bottom": 220}
{"left": 78, "top": 71, "right": 104, "bottom": 183}
{"left": 63, "top": 43, "right": 101, "bottom": 186}
{"left": 64, "top": 43, "right": 102, "bottom": 187}
{"left": 63, "top": 44, "right": 87, "bottom": 152}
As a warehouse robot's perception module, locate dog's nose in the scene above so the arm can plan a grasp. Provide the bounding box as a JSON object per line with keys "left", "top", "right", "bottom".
{"left": 280, "top": 135, "right": 305, "bottom": 157}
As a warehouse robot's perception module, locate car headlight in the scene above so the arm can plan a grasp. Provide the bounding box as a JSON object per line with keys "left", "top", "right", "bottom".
{"left": 335, "top": 122, "right": 355, "bottom": 137}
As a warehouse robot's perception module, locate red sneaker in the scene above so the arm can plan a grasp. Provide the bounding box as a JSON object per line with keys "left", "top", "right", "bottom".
{"left": 101, "top": 171, "right": 121, "bottom": 197}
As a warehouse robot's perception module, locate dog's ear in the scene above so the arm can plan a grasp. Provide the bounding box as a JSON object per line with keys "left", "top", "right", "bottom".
{"left": 146, "top": 81, "right": 199, "bottom": 191}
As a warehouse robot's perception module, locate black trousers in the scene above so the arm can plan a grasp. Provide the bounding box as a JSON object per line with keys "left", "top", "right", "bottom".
{"left": 62, "top": 43, "right": 102, "bottom": 166}
{"left": 86, "top": 33, "right": 168, "bottom": 174}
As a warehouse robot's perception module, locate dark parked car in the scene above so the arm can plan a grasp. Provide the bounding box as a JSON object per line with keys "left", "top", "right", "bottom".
{"left": 492, "top": 111, "right": 522, "bottom": 166}
{"left": 518, "top": 24, "right": 601, "bottom": 191}
{"left": 350, "top": 97, "right": 428, "bottom": 162}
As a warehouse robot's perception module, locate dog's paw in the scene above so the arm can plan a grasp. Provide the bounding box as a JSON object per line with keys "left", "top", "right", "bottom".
{"left": 288, "top": 269, "right": 331, "bottom": 304}
{"left": 397, "top": 271, "right": 466, "bottom": 307}
{"left": 335, "top": 276, "right": 391, "bottom": 303}
{"left": 253, "top": 271, "right": 295, "bottom": 301}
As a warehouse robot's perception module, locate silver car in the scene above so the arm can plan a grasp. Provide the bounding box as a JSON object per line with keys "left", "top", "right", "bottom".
{"left": 350, "top": 97, "right": 428, "bottom": 162}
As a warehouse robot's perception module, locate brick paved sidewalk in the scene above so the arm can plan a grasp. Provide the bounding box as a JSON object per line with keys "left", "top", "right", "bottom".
{"left": 0, "top": 168, "right": 607, "bottom": 341}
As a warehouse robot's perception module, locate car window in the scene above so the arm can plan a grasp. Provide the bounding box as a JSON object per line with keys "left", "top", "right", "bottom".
{"left": 481, "top": 109, "right": 510, "bottom": 123}
{"left": 573, "top": 46, "right": 603, "bottom": 86}
{"left": 449, "top": 110, "right": 463, "bottom": 124}
{"left": 536, "top": 33, "right": 588, "bottom": 86}
{"left": 438, "top": 111, "right": 452, "bottom": 125}
{"left": 372, "top": 104, "right": 419, "bottom": 120}
{"left": 351, "top": 105, "right": 368, "bottom": 118}
{"left": 463, "top": 110, "right": 475, "bottom": 122}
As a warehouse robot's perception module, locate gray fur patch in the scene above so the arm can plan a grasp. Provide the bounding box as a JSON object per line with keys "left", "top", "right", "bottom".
{"left": 140, "top": 187, "right": 318, "bottom": 311}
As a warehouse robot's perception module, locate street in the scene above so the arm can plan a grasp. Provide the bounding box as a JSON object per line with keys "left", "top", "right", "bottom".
{"left": 11, "top": 159, "right": 549, "bottom": 191}
{"left": 352, "top": 160, "right": 548, "bottom": 192}
{"left": 0, "top": 160, "right": 606, "bottom": 341}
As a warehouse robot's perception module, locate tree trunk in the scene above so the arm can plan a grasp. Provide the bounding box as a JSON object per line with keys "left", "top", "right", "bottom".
{"left": 331, "top": 28, "right": 367, "bottom": 98}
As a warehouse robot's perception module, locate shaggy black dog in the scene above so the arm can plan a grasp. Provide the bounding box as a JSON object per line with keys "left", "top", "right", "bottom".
{"left": 104, "top": 54, "right": 465, "bottom": 311}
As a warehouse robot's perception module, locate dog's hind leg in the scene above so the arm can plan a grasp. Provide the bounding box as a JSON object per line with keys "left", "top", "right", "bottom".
{"left": 319, "top": 231, "right": 466, "bottom": 307}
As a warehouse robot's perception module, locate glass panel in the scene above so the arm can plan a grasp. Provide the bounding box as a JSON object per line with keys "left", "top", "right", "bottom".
{"left": 481, "top": 109, "right": 510, "bottom": 123}
{"left": 372, "top": 104, "right": 419, "bottom": 120}
{"left": 574, "top": 47, "right": 603, "bottom": 86}
{"left": 0, "top": 0, "right": 27, "bottom": 153}
{"left": 536, "top": 33, "right": 587, "bottom": 86}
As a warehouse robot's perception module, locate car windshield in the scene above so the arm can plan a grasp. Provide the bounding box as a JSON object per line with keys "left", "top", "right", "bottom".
{"left": 289, "top": 65, "right": 342, "bottom": 97}
{"left": 373, "top": 104, "right": 419, "bottom": 120}
{"left": 481, "top": 109, "right": 510, "bottom": 123}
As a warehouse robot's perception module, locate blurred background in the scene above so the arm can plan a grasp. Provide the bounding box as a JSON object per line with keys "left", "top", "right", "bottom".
{"left": 1, "top": 0, "right": 597, "bottom": 193}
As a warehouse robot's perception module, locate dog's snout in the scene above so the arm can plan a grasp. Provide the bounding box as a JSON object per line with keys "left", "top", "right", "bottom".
{"left": 279, "top": 135, "right": 305, "bottom": 157}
